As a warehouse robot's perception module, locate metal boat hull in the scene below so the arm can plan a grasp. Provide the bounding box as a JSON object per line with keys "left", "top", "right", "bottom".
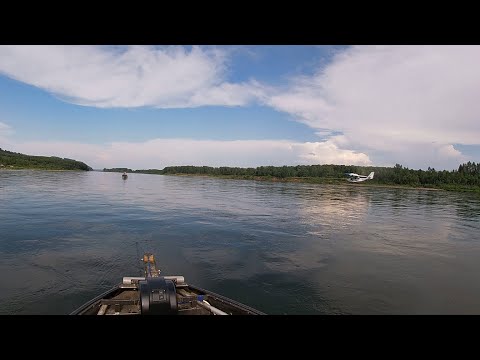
{"left": 71, "top": 282, "right": 265, "bottom": 315}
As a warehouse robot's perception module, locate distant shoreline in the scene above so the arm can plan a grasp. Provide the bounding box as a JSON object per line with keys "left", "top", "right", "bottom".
{"left": 1, "top": 148, "right": 92, "bottom": 171}
{"left": 103, "top": 163, "right": 480, "bottom": 193}
{"left": 160, "top": 173, "right": 445, "bottom": 191}
{"left": 0, "top": 168, "right": 87, "bottom": 172}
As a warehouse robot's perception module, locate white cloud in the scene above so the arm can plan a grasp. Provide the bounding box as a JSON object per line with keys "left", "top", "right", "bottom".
{"left": 6, "top": 138, "right": 371, "bottom": 169}
{"left": 0, "top": 45, "right": 260, "bottom": 108}
{"left": 2, "top": 45, "right": 479, "bottom": 170}
{"left": 264, "top": 45, "right": 480, "bottom": 169}
{"left": 0, "top": 122, "right": 14, "bottom": 144}
{"left": 0, "top": 122, "right": 13, "bottom": 136}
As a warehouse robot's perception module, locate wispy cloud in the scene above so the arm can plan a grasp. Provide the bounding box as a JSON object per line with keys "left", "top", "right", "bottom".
{"left": 263, "top": 45, "right": 480, "bottom": 169}
{"left": 0, "top": 45, "right": 260, "bottom": 108}
{"left": 7, "top": 138, "right": 371, "bottom": 169}
{"left": 0, "top": 122, "right": 13, "bottom": 141}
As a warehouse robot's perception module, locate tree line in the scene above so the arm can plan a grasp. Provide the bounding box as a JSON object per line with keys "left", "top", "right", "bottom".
{"left": 0, "top": 148, "right": 92, "bottom": 171}
{"left": 103, "top": 168, "right": 134, "bottom": 173}
{"left": 103, "top": 161, "right": 480, "bottom": 190}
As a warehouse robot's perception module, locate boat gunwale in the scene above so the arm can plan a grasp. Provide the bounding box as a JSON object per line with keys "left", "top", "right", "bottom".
{"left": 188, "top": 284, "right": 266, "bottom": 315}
{"left": 70, "top": 286, "right": 119, "bottom": 315}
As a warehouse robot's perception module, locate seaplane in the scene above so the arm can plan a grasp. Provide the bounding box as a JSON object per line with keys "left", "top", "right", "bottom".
{"left": 345, "top": 172, "right": 374, "bottom": 183}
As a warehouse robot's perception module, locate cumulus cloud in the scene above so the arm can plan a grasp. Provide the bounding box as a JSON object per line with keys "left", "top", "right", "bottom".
{"left": 2, "top": 45, "right": 479, "bottom": 169}
{"left": 264, "top": 45, "right": 480, "bottom": 169}
{"left": 0, "top": 45, "right": 260, "bottom": 108}
{"left": 6, "top": 138, "right": 371, "bottom": 169}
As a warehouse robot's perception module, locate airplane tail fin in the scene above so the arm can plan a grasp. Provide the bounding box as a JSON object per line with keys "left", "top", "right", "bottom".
{"left": 367, "top": 172, "right": 374, "bottom": 179}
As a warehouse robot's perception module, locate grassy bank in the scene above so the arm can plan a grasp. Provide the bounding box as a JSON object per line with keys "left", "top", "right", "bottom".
{"left": 157, "top": 173, "right": 461, "bottom": 192}
{"left": 169, "top": 173, "right": 480, "bottom": 192}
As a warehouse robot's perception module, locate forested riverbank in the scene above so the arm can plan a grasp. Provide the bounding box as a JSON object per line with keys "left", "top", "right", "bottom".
{"left": 103, "top": 162, "right": 480, "bottom": 193}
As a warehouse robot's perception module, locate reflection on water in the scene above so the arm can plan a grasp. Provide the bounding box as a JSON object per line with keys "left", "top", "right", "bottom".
{"left": 1, "top": 170, "right": 480, "bottom": 314}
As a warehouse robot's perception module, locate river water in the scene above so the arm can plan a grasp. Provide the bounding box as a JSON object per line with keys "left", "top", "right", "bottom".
{"left": 1, "top": 170, "right": 480, "bottom": 314}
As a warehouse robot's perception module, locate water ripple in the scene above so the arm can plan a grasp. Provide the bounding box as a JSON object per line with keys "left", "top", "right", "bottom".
{"left": 1, "top": 170, "right": 480, "bottom": 314}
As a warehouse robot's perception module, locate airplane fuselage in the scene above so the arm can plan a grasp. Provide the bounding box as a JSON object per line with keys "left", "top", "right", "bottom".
{"left": 346, "top": 172, "right": 374, "bottom": 183}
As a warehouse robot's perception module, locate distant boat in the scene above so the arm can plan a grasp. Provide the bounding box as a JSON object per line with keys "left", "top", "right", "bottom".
{"left": 122, "top": 173, "right": 128, "bottom": 180}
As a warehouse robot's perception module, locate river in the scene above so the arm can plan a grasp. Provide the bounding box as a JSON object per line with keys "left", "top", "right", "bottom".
{"left": 1, "top": 170, "right": 480, "bottom": 314}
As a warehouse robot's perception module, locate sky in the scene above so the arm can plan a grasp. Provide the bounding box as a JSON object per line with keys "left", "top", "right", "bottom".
{"left": 0, "top": 45, "right": 479, "bottom": 170}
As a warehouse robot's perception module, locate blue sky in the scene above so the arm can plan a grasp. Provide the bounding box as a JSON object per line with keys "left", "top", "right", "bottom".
{"left": 0, "top": 76, "right": 317, "bottom": 143}
{"left": 0, "top": 45, "right": 479, "bottom": 170}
